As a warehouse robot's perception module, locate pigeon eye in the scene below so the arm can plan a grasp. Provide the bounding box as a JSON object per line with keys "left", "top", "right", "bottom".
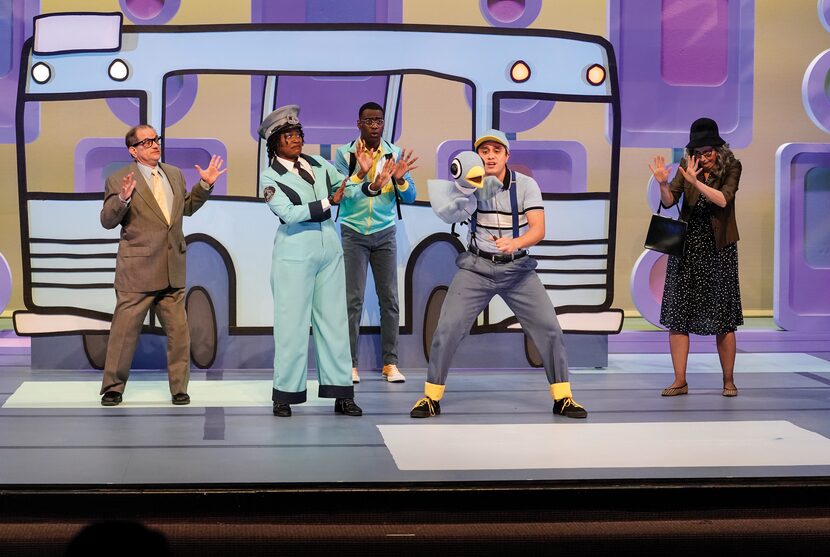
{"left": 450, "top": 158, "right": 462, "bottom": 179}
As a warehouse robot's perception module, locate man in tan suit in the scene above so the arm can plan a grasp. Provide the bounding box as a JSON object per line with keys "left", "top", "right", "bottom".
{"left": 99, "top": 124, "right": 226, "bottom": 406}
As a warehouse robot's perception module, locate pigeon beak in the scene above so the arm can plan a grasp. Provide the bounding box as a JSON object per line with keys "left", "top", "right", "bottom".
{"left": 465, "top": 165, "right": 485, "bottom": 189}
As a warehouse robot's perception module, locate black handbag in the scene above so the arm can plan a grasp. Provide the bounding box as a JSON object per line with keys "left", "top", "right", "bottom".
{"left": 644, "top": 204, "right": 687, "bottom": 257}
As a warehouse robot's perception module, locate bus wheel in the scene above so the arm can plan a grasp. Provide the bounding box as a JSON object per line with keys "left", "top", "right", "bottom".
{"left": 423, "top": 286, "right": 448, "bottom": 362}
{"left": 83, "top": 334, "right": 108, "bottom": 370}
{"left": 524, "top": 334, "right": 544, "bottom": 368}
{"left": 186, "top": 286, "right": 217, "bottom": 369}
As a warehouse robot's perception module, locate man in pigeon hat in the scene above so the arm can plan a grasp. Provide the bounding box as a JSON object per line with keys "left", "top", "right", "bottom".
{"left": 410, "top": 129, "right": 589, "bottom": 420}
{"left": 259, "top": 105, "right": 393, "bottom": 418}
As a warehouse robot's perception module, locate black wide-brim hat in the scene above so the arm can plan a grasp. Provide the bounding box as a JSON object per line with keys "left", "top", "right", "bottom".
{"left": 686, "top": 117, "right": 726, "bottom": 150}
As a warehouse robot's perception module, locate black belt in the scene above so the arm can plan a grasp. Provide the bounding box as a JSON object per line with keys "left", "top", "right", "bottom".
{"left": 469, "top": 246, "right": 527, "bottom": 264}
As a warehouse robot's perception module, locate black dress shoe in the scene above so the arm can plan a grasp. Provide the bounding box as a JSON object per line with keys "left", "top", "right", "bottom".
{"left": 272, "top": 402, "right": 292, "bottom": 417}
{"left": 101, "top": 391, "right": 122, "bottom": 406}
{"left": 334, "top": 398, "right": 362, "bottom": 416}
{"left": 171, "top": 393, "right": 190, "bottom": 405}
{"left": 553, "top": 397, "right": 588, "bottom": 419}
{"left": 410, "top": 397, "right": 440, "bottom": 418}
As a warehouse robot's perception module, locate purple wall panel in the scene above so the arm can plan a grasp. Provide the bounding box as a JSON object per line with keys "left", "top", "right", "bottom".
{"left": 609, "top": 0, "right": 754, "bottom": 148}
{"left": 660, "top": 0, "right": 728, "bottom": 86}
{"left": 436, "top": 140, "right": 586, "bottom": 193}
{"left": 118, "top": 0, "right": 181, "bottom": 24}
{"left": 479, "top": 0, "right": 542, "bottom": 28}
{"left": 249, "top": 0, "right": 402, "bottom": 146}
{"left": 75, "top": 138, "right": 228, "bottom": 194}
{"left": 802, "top": 48, "right": 830, "bottom": 133}
{"left": 774, "top": 143, "right": 830, "bottom": 332}
{"left": 804, "top": 168, "right": 830, "bottom": 268}
{"left": 630, "top": 249, "right": 668, "bottom": 328}
{"left": 1, "top": 0, "right": 39, "bottom": 144}
{"left": 0, "top": 252, "right": 11, "bottom": 314}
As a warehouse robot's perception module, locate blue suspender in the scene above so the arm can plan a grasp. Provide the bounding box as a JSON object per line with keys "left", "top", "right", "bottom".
{"left": 508, "top": 171, "right": 519, "bottom": 238}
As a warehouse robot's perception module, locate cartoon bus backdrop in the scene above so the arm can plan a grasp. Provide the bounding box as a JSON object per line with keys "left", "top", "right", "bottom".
{"left": 12, "top": 12, "right": 623, "bottom": 371}
{"left": 3, "top": 1, "right": 828, "bottom": 372}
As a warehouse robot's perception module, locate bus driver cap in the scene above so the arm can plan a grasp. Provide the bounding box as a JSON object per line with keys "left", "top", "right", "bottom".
{"left": 258, "top": 104, "right": 301, "bottom": 140}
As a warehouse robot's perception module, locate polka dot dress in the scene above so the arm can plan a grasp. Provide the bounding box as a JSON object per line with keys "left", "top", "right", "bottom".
{"left": 659, "top": 194, "right": 743, "bottom": 335}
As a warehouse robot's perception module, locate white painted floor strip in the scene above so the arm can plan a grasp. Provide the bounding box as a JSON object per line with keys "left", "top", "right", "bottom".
{"left": 378, "top": 421, "right": 830, "bottom": 470}
{"left": 2, "top": 380, "right": 329, "bottom": 408}
{"left": 576, "top": 353, "right": 830, "bottom": 374}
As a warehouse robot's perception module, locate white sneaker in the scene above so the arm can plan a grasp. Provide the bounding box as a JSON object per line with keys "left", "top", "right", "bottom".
{"left": 352, "top": 367, "right": 360, "bottom": 383}
{"left": 382, "top": 364, "right": 406, "bottom": 383}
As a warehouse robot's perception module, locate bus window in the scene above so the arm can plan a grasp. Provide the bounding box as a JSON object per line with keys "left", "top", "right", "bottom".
{"left": 23, "top": 97, "right": 140, "bottom": 194}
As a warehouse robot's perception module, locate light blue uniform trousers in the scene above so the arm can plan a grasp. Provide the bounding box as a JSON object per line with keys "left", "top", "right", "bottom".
{"left": 271, "top": 220, "right": 354, "bottom": 404}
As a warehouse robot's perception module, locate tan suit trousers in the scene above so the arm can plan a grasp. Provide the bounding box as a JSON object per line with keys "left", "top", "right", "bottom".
{"left": 99, "top": 287, "right": 190, "bottom": 395}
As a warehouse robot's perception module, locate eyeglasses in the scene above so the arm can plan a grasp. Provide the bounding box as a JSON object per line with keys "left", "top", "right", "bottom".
{"left": 359, "top": 118, "right": 385, "bottom": 127}
{"left": 282, "top": 131, "right": 304, "bottom": 141}
{"left": 131, "top": 136, "right": 163, "bottom": 148}
{"left": 692, "top": 147, "right": 715, "bottom": 156}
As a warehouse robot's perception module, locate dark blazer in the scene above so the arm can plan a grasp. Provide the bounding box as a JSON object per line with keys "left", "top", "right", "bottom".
{"left": 665, "top": 158, "right": 741, "bottom": 250}
{"left": 100, "top": 162, "right": 211, "bottom": 292}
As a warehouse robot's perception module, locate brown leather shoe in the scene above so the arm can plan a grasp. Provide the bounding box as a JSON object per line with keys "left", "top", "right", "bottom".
{"left": 661, "top": 383, "right": 688, "bottom": 397}
{"left": 171, "top": 393, "right": 190, "bottom": 405}
{"left": 101, "top": 391, "right": 122, "bottom": 406}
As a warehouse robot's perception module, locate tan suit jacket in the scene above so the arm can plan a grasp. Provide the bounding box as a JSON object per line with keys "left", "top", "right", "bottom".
{"left": 101, "top": 162, "right": 211, "bottom": 292}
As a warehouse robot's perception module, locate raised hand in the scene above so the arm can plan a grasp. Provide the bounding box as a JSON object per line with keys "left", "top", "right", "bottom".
{"left": 677, "top": 155, "right": 700, "bottom": 187}
{"left": 370, "top": 157, "right": 396, "bottom": 192}
{"left": 119, "top": 171, "right": 137, "bottom": 202}
{"left": 392, "top": 148, "right": 419, "bottom": 182}
{"left": 330, "top": 178, "right": 348, "bottom": 205}
{"left": 648, "top": 155, "right": 670, "bottom": 184}
{"left": 195, "top": 154, "right": 227, "bottom": 186}
{"left": 354, "top": 140, "right": 373, "bottom": 177}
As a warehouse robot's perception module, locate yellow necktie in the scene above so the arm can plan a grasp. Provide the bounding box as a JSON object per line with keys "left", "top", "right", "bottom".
{"left": 151, "top": 169, "right": 170, "bottom": 224}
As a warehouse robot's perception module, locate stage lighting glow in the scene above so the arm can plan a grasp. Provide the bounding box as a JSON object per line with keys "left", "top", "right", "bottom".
{"left": 31, "top": 62, "right": 51, "bottom": 84}
{"left": 510, "top": 61, "right": 531, "bottom": 83}
{"left": 108, "top": 59, "right": 129, "bottom": 81}
{"left": 586, "top": 64, "right": 606, "bottom": 86}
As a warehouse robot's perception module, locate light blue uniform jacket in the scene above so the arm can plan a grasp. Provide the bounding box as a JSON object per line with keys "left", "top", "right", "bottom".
{"left": 263, "top": 154, "right": 355, "bottom": 403}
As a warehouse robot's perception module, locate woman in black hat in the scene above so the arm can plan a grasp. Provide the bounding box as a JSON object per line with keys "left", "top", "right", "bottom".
{"left": 648, "top": 117, "right": 743, "bottom": 397}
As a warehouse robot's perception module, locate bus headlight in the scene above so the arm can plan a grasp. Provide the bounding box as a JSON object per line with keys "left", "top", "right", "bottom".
{"left": 108, "top": 59, "right": 129, "bottom": 81}
{"left": 31, "top": 62, "right": 52, "bottom": 84}
{"left": 586, "top": 64, "right": 606, "bottom": 86}
{"left": 510, "top": 60, "right": 531, "bottom": 83}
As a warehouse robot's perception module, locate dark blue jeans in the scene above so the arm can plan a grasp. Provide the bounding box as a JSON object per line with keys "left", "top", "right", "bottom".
{"left": 341, "top": 225, "right": 399, "bottom": 367}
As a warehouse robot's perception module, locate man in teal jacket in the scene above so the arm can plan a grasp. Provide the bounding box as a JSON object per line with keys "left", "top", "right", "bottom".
{"left": 334, "top": 102, "right": 418, "bottom": 384}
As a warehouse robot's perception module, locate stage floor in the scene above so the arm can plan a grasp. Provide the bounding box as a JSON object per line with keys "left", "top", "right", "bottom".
{"left": 2, "top": 337, "right": 830, "bottom": 486}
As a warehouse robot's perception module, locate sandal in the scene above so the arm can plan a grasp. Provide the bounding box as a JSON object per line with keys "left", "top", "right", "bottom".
{"left": 661, "top": 383, "right": 688, "bottom": 397}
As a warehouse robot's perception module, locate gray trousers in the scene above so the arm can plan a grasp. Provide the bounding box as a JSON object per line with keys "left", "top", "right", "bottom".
{"left": 341, "top": 225, "right": 399, "bottom": 367}
{"left": 427, "top": 251, "right": 569, "bottom": 386}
